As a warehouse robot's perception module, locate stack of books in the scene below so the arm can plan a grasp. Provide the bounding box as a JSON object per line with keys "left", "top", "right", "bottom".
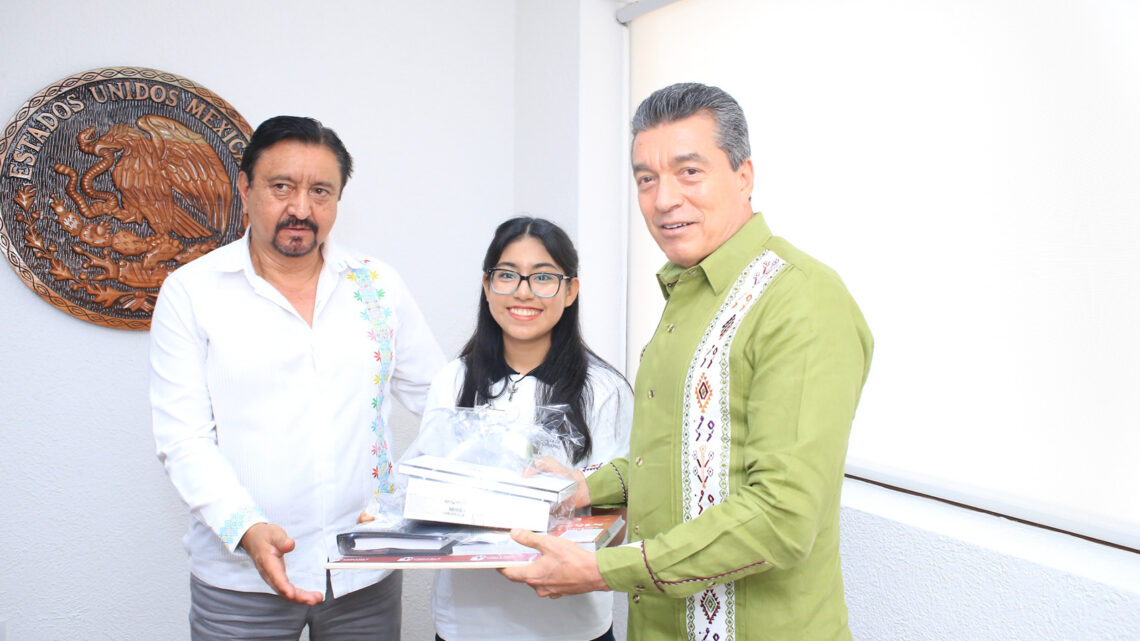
{"left": 398, "top": 454, "right": 577, "bottom": 532}
{"left": 328, "top": 513, "right": 625, "bottom": 570}
{"left": 327, "top": 455, "right": 623, "bottom": 571}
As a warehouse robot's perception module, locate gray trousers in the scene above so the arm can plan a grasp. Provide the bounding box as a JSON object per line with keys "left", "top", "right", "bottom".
{"left": 189, "top": 572, "right": 402, "bottom": 641}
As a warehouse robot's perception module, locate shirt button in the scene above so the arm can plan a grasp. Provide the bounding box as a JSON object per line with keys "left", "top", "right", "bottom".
{"left": 635, "top": 584, "right": 645, "bottom": 592}
{"left": 632, "top": 594, "right": 641, "bottom": 604}
{"left": 666, "top": 323, "right": 675, "bottom": 333}
{"left": 647, "top": 389, "right": 655, "bottom": 399}
{"left": 633, "top": 524, "right": 640, "bottom": 535}
{"left": 635, "top": 456, "right": 644, "bottom": 467}
{"left": 707, "top": 581, "right": 716, "bottom": 589}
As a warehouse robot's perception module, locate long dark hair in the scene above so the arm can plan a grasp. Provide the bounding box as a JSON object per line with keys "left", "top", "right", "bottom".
{"left": 458, "top": 217, "right": 609, "bottom": 463}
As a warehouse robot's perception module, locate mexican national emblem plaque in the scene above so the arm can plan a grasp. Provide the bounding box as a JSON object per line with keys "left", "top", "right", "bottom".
{"left": 0, "top": 67, "right": 252, "bottom": 329}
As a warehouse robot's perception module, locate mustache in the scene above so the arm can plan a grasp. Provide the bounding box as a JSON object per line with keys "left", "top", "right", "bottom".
{"left": 276, "top": 216, "right": 318, "bottom": 233}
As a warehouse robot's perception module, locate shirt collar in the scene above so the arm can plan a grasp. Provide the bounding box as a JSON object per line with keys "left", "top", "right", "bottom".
{"left": 497, "top": 360, "right": 556, "bottom": 387}
{"left": 525, "top": 361, "right": 558, "bottom": 386}
{"left": 210, "top": 232, "right": 254, "bottom": 273}
{"left": 655, "top": 212, "right": 773, "bottom": 299}
{"left": 322, "top": 236, "right": 369, "bottom": 272}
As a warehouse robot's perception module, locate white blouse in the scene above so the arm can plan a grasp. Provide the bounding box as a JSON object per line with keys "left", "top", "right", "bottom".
{"left": 422, "top": 356, "right": 633, "bottom": 641}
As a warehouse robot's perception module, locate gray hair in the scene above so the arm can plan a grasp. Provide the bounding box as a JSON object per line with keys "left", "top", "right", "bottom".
{"left": 631, "top": 82, "right": 751, "bottom": 170}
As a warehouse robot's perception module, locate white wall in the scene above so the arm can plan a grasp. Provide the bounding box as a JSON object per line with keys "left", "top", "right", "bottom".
{"left": 0, "top": 2, "right": 628, "bottom": 640}
{"left": 841, "top": 479, "right": 1140, "bottom": 640}
{"left": 514, "top": 1, "right": 630, "bottom": 369}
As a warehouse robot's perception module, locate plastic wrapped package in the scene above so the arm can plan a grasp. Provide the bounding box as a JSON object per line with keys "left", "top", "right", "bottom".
{"left": 367, "top": 405, "right": 584, "bottom": 532}
{"left": 413, "top": 404, "right": 582, "bottom": 471}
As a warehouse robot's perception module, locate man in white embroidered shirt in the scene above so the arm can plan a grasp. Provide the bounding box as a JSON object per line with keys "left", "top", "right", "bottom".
{"left": 150, "top": 115, "right": 444, "bottom": 640}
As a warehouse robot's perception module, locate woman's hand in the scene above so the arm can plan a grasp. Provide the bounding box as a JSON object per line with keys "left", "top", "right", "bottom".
{"left": 527, "top": 456, "right": 591, "bottom": 509}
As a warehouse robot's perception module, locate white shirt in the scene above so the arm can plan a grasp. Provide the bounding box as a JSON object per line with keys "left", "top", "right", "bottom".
{"left": 150, "top": 234, "right": 444, "bottom": 598}
{"left": 424, "top": 357, "right": 633, "bottom": 641}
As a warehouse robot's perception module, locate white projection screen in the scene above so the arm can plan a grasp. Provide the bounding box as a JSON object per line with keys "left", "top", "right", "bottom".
{"left": 624, "top": 0, "right": 1140, "bottom": 549}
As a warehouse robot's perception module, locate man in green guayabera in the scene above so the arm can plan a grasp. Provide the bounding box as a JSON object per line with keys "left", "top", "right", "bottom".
{"left": 502, "top": 82, "right": 874, "bottom": 641}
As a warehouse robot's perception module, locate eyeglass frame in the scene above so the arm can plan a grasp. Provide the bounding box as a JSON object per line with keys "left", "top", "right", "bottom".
{"left": 484, "top": 268, "right": 574, "bottom": 298}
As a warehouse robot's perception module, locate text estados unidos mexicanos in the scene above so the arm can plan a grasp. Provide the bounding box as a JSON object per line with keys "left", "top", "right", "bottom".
{"left": 7, "top": 80, "right": 245, "bottom": 180}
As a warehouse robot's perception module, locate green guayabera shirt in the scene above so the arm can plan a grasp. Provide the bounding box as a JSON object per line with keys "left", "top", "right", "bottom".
{"left": 588, "top": 213, "right": 873, "bottom": 641}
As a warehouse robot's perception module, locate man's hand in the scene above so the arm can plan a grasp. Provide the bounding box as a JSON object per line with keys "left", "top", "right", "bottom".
{"left": 527, "top": 456, "right": 591, "bottom": 510}
{"left": 498, "top": 529, "right": 610, "bottom": 597}
{"left": 239, "top": 523, "right": 324, "bottom": 606}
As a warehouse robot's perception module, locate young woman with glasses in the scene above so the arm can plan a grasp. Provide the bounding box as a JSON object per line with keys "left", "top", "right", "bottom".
{"left": 425, "top": 216, "right": 632, "bottom": 641}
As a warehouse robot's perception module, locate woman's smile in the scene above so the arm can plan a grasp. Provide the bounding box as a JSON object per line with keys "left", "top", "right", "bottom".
{"left": 507, "top": 306, "right": 541, "bottom": 320}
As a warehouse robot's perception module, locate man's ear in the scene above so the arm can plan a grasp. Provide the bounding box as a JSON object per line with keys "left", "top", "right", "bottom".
{"left": 237, "top": 171, "right": 251, "bottom": 212}
{"left": 737, "top": 158, "right": 754, "bottom": 198}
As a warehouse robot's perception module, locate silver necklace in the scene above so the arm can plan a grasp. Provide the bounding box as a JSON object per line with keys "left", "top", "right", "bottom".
{"left": 506, "top": 373, "right": 525, "bottom": 401}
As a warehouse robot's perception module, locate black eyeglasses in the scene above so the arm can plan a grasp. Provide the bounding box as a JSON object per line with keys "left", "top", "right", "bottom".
{"left": 485, "top": 268, "right": 572, "bottom": 298}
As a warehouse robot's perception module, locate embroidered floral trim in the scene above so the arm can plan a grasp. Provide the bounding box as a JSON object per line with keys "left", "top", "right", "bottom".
{"left": 349, "top": 265, "right": 396, "bottom": 495}
{"left": 218, "top": 505, "right": 266, "bottom": 549}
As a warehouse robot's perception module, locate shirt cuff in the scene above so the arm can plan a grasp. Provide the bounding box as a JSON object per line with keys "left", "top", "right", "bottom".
{"left": 597, "top": 541, "right": 660, "bottom": 594}
{"left": 217, "top": 506, "right": 268, "bottom": 553}
{"left": 585, "top": 461, "right": 627, "bottom": 508}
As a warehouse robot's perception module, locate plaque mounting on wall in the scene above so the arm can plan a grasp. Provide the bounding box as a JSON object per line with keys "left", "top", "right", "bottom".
{"left": 0, "top": 67, "right": 252, "bottom": 329}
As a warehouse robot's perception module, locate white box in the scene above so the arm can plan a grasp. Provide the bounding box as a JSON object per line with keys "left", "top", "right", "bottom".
{"left": 399, "top": 455, "right": 576, "bottom": 531}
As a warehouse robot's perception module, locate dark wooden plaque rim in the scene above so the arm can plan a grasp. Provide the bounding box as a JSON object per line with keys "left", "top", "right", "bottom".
{"left": 0, "top": 66, "right": 252, "bottom": 330}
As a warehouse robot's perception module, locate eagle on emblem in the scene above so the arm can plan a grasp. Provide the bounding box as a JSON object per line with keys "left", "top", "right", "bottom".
{"left": 89, "top": 114, "right": 231, "bottom": 238}
{"left": 41, "top": 112, "right": 240, "bottom": 312}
